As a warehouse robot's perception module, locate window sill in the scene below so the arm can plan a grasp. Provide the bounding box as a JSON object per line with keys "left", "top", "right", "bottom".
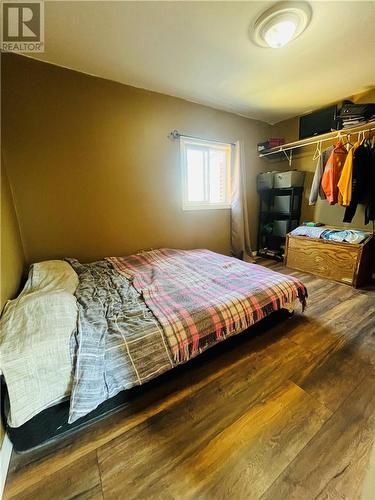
{"left": 182, "top": 204, "right": 231, "bottom": 211}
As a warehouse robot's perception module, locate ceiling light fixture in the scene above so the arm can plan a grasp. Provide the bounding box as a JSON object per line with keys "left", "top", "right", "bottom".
{"left": 253, "top": 1, "right": 312, "bottom": 48}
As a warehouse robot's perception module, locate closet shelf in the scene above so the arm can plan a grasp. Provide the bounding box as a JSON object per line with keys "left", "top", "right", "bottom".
{"left": 259, "top": 119, "right": 375, "bottom": 159}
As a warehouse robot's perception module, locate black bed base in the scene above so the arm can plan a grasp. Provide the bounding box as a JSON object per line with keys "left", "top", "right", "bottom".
{"left": 3, "top": 309, "right": 292, "bottom": 453}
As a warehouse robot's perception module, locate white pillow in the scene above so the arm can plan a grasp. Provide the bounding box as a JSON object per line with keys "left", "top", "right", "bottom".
{"left": 22, "top": 260, "right": 79, "bottom": 296}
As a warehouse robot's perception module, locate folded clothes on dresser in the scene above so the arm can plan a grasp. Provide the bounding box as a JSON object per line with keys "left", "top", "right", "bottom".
{"left": 290, "top": 226, "right": 369, "bottom": 244}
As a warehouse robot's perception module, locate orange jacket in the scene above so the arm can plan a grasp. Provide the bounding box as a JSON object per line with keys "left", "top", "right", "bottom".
{"left": 321, "top": 142, "right": 348, "bottom": 205}
{"left": 337, "top": 142, "right": 360, "bottom": 206}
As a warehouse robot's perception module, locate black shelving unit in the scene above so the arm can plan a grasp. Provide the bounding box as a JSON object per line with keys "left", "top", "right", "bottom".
{"left": 257, "top": 186, "right": 303, "bottom": 261}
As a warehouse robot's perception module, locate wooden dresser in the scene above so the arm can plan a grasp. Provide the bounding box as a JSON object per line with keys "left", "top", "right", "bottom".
{"left": 284, "top": 232, "right": 374, "bottom": 287}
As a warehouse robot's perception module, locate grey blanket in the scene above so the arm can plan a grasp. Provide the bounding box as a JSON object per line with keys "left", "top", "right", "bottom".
{"left": 67, "top": 259, "right": 173, "bottom": 423}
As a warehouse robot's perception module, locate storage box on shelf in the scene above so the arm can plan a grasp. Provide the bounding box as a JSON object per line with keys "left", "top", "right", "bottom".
{"left": 272, "top": 195, "right": 300, "bottom": 213}
{"left": 257, "top": 170, "right": 305, "bottom": 190}
{"left": 273, "top": 171, "right": 305, "bottom": 188}
{"left": 257, "top": 171, "right": 276, "bottom": 190}
{"left": 285, "top": 232, "right": 374, "bottom": 288}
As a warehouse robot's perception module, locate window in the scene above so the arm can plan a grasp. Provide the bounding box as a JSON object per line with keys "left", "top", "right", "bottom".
{"left": 180, "top": 137, "right": 231, "bottom": 210}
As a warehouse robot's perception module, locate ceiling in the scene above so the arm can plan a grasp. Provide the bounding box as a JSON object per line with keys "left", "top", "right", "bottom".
{"left": 27, "top": 1, "right": 375, "bottom": 124}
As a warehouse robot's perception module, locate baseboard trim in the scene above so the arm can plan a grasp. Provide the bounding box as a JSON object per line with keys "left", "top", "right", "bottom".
{"left": 0, "top": 433, "right": 13, "bottom": 499}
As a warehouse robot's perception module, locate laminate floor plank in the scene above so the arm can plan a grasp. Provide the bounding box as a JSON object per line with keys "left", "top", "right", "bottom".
{"left": 97, "top": 381, "right": 331, "bottom": 500}
{"left": 290, "top": 314, "right": 375, "bottom": 412}
{"left": 4, "top": 451, "right": 103, "bottom": 500}
{"left": 261, "top": 375, "right": 375, "bottom": 500}
{"left": 275, "top": 293, "right": 374, "bottom": 358}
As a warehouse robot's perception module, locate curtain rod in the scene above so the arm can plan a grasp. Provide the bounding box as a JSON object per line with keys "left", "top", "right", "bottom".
{"left": 168, "top": 129, "right": 236, "bottom": 146}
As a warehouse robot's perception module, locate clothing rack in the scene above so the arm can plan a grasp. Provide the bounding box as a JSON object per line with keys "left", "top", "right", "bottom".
{"left": 259, "top": 120, "right": 375, "bottom": 158}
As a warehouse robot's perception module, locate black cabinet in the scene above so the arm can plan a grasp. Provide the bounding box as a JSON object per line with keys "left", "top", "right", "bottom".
{"left": 257, "top": 187, "right": 303, "bottom": 260}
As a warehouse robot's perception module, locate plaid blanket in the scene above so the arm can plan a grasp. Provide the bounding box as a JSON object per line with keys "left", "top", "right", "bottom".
{"left": 109, "top": 249, "right": 307, "bottom": 363}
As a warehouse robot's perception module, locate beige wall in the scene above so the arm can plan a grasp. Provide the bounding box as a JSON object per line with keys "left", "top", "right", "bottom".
{"left": 0, "top": 162, "right": 25, "bottom": 448}
{"left": 0, "top": 162, "right": 25, "bottom": 311}
{"left": 270, "top": 89, "right": 375, "bottom": 230}
{"left": 2, "top": 54, "right": 271, "bottom": 264}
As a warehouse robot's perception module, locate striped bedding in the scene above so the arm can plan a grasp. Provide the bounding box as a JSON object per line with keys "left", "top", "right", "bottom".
{"left": 66, "top": 259, "right": 174, "bottom": 424}
{"left": 66, "top": 249, "right": 306, "bottom": 423}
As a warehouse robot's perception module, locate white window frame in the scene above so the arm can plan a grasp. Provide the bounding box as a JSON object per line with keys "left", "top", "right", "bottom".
{"left": 180, "top": 137, "right": 232, "bottom": 211}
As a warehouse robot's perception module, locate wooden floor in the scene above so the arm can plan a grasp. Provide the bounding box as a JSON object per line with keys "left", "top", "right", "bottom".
{"left": 4, "top": 261, "right": 375, "bottom": 500}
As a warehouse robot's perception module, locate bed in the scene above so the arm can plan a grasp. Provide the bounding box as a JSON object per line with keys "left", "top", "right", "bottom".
{"left": 0, "top": 249, "right": 307, "bottom": 452}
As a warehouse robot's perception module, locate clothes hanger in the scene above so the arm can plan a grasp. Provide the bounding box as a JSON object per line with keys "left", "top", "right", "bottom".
{"left": 283, "top": 149, "right": 293, "bottom": 167}
{"left": 343, "top": 133, "right": 353, "bottom": 151}
{"left": 334, "top": 137, "right": 347, "bottom": 153}
{"left": 312, "top": 140, "right": 322, "bottom": 160}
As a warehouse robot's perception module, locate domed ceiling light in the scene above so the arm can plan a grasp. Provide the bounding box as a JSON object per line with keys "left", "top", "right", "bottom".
{"left": 253, "top": 1, "right": 312, "bottom": 48}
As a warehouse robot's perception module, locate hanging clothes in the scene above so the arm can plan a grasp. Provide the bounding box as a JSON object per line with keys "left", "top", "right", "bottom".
{"left": 337, "top": 141, "right": 360, "bottom": 207}
{"left": 309, "top": 145, "right": 334, "bottom": 205}
{"left": 364, "top": 144, "right": 375, "bottom": 224}
{"left": 343, "top": 141, "right": 372, "bottom": 223}
{"left": 321, "top": 142, "right": 348, "bottom": 205}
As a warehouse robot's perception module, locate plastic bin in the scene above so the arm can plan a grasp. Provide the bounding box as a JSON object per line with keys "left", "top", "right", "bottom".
{"left": 272, "top": 195, "right": 299, "bottom": 213}
{"left": 257, "top": 172, "right": 275, "bottom": 190}
{"left": 273, "top": 171, "right": 305, "bottom": 188}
